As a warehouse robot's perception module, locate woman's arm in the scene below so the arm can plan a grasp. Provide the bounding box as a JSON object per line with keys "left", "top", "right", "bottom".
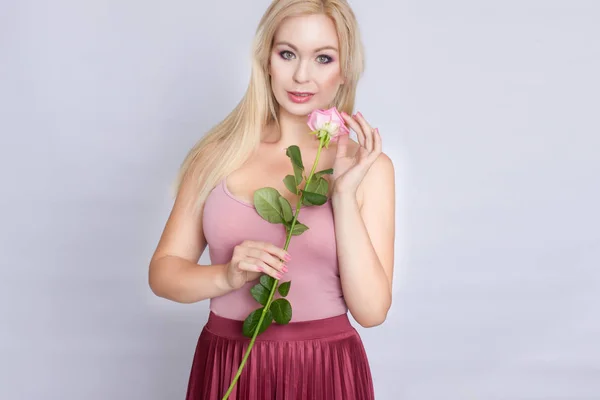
{"left": 333, "top": 153, "right": 396, "bottom": 327}
{"left": 148, "top": 171, "right": 235, "bottom": 303}
{"left": 148, "top": 147, "right": 236, "bottom": 303}
{"left": 149, "top": 256, "right": 234, "bottom": 304}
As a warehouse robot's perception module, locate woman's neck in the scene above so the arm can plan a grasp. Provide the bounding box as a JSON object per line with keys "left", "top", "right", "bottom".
{"left": 261, "top": 109, "right": 318, "bottom": 149}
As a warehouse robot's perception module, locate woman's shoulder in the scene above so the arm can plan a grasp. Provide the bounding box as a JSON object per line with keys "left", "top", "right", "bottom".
{"left": 359, "top": 157, "right": 394, "bottom": 222}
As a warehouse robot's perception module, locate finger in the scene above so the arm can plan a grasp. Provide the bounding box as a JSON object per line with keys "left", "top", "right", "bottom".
{"left": 335, "top": 131, "right": 349, "bottom": 159}
{"left": 248, "top": 248, "right": 287, "bottom": 274}
{"left": 245, "top": 240, "right": 290, "bottom": 262}
{"left": 366, "top": 128, "right": 376, "bottom": 155}
{"left": 245, "top": 257, "right": 283, "bottom": 280}
{"left": 365, "top": 128, "right": 382, "bottom": 164}
{"left": 341, "top": 112, "right": 365, "bottom": 147}
{"left": 374, "top": 128, "right": 382, "bottom": 154}
{"left": 354, "top": 112, "right": 373, "bottom": 152}
{"left": 237, "top": 259, "right": 264, "bottom": 275}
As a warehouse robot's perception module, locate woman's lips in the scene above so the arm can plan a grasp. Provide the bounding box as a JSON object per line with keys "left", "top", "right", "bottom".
{"left": 287, "top": 91, "right": 315, "bottom": 103}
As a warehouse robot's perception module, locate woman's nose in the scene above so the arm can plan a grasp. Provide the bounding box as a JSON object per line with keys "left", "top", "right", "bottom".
{"left": 293, "top": 60, "right": 310, "bottom": 84}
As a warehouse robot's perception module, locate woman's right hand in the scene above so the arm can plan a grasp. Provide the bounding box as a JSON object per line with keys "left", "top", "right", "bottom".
{"left": 225, "top": 240, "right": 291, "bottom": 290}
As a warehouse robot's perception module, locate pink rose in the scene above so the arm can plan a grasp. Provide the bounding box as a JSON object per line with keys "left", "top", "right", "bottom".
{"left": 307, "top": 107, "right": 350, "bottom": 141}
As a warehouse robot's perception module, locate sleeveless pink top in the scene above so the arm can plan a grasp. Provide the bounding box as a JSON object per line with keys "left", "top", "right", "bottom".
{"left": 202, "top": 177, "right": 348, "bottom": 322}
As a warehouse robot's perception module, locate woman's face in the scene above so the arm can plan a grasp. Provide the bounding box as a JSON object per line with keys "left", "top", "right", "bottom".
{"left": 269, "top": 14, "right": 345, "bottom": 117}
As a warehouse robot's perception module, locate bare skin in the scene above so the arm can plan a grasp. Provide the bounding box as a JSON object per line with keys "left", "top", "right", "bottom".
{"left": 226, "top": 125, "right": 363, "bottom": 208}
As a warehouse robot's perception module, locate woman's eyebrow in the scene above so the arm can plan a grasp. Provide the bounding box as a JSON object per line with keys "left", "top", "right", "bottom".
{"left": 274, "top": 41, "right": 338, "bottom": 53}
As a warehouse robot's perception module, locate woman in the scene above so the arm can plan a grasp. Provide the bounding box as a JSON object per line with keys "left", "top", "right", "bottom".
{"left": 148, "top": 0, "right": 396, "bottom": 398}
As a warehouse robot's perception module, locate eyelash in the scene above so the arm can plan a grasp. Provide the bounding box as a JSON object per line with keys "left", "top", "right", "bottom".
{"left": 278, "top": 50, "right": 333, "bottom": 64}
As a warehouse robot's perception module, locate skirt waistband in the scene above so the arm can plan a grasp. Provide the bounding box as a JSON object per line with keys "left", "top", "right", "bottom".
{"left": 205, "top": 311, "right": 355, "bottom": 341}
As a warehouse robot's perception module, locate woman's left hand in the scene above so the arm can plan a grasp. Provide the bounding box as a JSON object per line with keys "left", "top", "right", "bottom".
{"left": 329, "top": 111, "right": 382, "bottom": 198}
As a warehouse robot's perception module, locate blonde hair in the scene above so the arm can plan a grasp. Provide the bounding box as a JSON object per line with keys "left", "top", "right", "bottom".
{"left": 172, "top": 0, "right": 365, "bottom": 212}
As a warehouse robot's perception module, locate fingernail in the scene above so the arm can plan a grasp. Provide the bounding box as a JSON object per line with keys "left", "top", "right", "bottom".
{"left": 282, "top": 265, "right": 288, "bottom": 273}
{"left": 284, "top": 253, "right": 292, "bottom": 261}
{"left": 357, "top": 112, "right": 363, "bottom": 117}
{"left": 257, "top": 266, "right": 264, "bottom": 272}
{"left": 276, "top": 273, "right": 283, "bottom": 279}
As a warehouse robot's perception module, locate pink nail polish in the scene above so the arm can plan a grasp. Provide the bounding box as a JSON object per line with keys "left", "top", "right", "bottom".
{"left": 284, "top": 254, "right": 292, "bottom": 261}
{"left": 282, "top": 265, "right": 288, "bottom": 273}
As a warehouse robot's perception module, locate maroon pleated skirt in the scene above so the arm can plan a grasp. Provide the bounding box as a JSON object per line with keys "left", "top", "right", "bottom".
{"left": 185, "top": 311, "right": 375, "bottom": 400}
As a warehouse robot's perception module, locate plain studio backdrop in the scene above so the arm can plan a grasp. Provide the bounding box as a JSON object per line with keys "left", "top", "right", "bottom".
{"left": 1, "top": 0, "right": 599, "bottom": 399}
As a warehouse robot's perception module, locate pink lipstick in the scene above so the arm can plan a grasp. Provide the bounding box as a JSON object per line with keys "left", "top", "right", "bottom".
{"left": 287, "top": 91, "right": 314, "bottom": 103}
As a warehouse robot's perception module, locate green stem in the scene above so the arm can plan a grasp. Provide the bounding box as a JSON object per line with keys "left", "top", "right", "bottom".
{"left": 221, "top": 137, "right": 326, "bottom": 400}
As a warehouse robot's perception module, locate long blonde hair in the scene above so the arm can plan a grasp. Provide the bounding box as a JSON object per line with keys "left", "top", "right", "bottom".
{"left": 172, "top": 0, "right": 365, "bottom": 212}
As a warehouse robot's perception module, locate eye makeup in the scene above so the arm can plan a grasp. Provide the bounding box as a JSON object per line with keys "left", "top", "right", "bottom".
{"left": 278, "top": 50, "right": 334, "bottom": 64}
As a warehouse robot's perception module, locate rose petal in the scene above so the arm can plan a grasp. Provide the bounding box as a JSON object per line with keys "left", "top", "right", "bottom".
{"left": 307, "top": 107, "right": 350, "bottom": 137}
{"left": 306, "top": 110, "right": 319, "bottom": 131}
{"left": 316, "top": 112, "right": 331, "bottom": 129}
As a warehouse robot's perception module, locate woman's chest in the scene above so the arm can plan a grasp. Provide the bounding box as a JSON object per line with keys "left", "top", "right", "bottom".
{"left": 226, "top": 149, "right": 336, "bottom": 206}
{"left": 203, "top": 183, "right": 337, "bottom": 261}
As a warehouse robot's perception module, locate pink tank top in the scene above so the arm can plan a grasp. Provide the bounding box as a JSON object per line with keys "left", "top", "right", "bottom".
{"left": 202, "top": 177, "right": 348, "bottom": 322}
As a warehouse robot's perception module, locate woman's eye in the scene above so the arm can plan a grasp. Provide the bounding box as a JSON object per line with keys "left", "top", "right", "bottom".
{"left": 279, "top": 50, "right": 294, "bottom": 60}
{"left": 278, "top": 50, "right": 332, "bottom": 64}
{"left": 317, "top": 55, "right": 333, "bottom": 64}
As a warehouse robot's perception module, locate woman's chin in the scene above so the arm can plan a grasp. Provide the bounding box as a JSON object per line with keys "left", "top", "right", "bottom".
{"left": 278, "top": 99, "right": 326, "bottom": 117}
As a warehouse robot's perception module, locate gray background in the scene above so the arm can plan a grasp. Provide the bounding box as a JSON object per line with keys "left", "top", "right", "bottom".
{"left": 1, "top": 0, "right": 599, "bottom": 399}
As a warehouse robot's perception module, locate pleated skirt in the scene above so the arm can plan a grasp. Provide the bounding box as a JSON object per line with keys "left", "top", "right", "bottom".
{"left": 185, "top": 311, "right": 375, "bottom": 400}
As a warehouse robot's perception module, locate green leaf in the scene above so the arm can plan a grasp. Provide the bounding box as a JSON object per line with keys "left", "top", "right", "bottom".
{"left": 305, "top": 176, "right": 329, "bottom": 197}
{"left": 278, "top": 196, "right": 294, "bottom": 223}
{"left": 315, "top": 168, "right": 334, "bottom": 178}
{"left": 260, "top": 274, "right": 275, "bottom": 291}
{"left": 283, "top": 219, "right": 293, "bottom": 233}
{"left": 290, "top": 222, "right": 309, "bottom": 236}
{"left": 278, "top": 281, "right": 291, "bottom": 297}
{"left": 286, "top": 145, "right": 304, "bottom": 169}
{"left": 254, "top": 187, "right": 284, "bottom": 223}
{"left": 286, "top": 146, "right": 304, "bottom": 184}
{"left": 283, "top": 175, "right": 298, "bottom": 194}
{"left": 292, "top": 164, "right": 303, "bottom": 187}
{"left": 250, "top": 282, "right": 270, "bottom": 305}
{"left": 243, "top": 307, "right": 273, "bottom": 337}
{"left": 301, "top": 190, "right": 328, "bottom": 206}
{"left": 271, "top": 299, "right": 292, "bottom": 325}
